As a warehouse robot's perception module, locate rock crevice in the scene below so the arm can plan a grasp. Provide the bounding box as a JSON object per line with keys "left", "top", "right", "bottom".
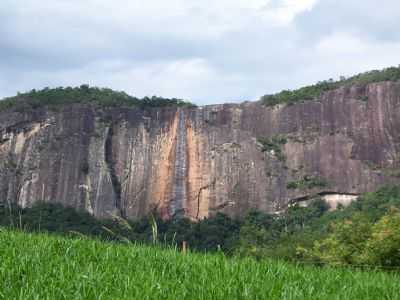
{"left": 104, "top": 125, "right": 124, "bottom": 217}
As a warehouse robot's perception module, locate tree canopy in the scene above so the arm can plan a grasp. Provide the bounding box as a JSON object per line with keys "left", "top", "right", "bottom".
{"left": 261, "top": 66, "right": 400, "bottom": 107}
{"left": 0, "top": 85, "right": 196, "bottom": 112}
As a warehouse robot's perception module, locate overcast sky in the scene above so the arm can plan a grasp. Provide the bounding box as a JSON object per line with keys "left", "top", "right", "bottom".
{"left": 0, "top": 0, "right": 399, "bottom": 105}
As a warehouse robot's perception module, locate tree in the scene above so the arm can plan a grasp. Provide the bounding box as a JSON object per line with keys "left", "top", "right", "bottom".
{"left": 362, "top": 209, "right": 400, "bottom": 267}
{"left": 309, "top": 214, "right": 372, "bottom": 265}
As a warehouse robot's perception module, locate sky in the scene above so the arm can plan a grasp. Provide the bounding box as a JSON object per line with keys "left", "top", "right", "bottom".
{"left": 0, "top": 0, "right": 399, "bottom": 105}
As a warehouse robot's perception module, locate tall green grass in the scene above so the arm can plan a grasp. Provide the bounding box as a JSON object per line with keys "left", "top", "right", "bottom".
{"left": 0, "top": 230, "right": 399, "bottom": 299}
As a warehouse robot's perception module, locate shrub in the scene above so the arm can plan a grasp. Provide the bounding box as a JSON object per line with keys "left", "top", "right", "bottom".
{"left": 286, "top": 176, "right": 329, "bottom": 190}
{"left": 258, "top": 135, "right": 287, "bottom": 161}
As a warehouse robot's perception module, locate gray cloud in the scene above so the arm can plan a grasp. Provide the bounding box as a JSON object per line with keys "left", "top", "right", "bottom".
{"left": 296, "top": 0, "right": 400, "bottom": 43}
{"left": 0, "top": 0, "right": 399, "bottom": 105}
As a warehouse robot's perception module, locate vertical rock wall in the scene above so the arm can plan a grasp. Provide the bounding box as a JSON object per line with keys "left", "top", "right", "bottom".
{"left": 1, "top": 81, "right": 400, "bottom": 219}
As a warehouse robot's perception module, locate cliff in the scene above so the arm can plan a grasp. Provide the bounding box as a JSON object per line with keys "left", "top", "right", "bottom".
{"left": 1, "top": 81, "right": 400, "bottom": 219}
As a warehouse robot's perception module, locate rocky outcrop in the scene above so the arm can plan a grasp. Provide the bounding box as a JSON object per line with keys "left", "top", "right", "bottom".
{"left": 1, "top": 82, "right": 400, "bottom": 219}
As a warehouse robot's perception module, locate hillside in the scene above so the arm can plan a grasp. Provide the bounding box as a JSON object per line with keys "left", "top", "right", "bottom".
{"left": 261, "top": 66, "right": 400, "bottom": 106}
{"left": 0, "top": 86, "right": 195, "bottom": 112}
{"left": 0, "top": 229, "right": 399, "bottom": 299}
{"left": 0, "top": 66, "right": 400, "bottom": 220}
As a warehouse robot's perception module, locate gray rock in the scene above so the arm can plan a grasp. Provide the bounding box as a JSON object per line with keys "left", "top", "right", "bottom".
{"left": 1, "top": 82, "right": 399, "bottom": 220}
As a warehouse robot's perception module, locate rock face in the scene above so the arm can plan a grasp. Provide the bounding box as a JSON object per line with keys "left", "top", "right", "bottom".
{"left": 1, "top": 82, "right": 400, "bottom": 219}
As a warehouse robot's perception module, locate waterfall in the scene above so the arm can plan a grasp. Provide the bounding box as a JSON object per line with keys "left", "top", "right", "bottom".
{"left": 170, "top": 109, "right": 187, "bottom": 217}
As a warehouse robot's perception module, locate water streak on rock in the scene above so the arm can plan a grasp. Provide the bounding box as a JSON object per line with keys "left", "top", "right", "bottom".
{"left": 170, "top": 109, "right": 187, "bottom": 217}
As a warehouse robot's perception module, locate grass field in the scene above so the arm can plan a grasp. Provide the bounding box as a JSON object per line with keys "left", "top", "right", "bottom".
{"left": 0, "top": 229, "right": 399, "bottom": 299}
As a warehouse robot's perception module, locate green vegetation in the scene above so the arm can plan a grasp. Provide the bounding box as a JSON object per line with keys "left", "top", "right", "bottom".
{"left": 0, "top": 85, "right": 196, "bottom": 112}
{"left": 0, "top": 230, "right": 399, "bottom": 299}
{"left": 258, "top": 135, "right": 287, "bottom": 161}
{"left": 1, "top": 185, "right": 400, "bottom": 269}
{"left": 80, "top": 161, "right": 90, "bottom": 174}
{"left": 0, "top": 202, "right": 241, "bottom": 253}
{"left": 261, "top": 66, "right": 400, "bottom": 107}
{"left": 286, "top": 176, "right": 329, "bottom": 190}
{"left": 304, "top": 210, "right": 400, "bottom": 267}
{"left": 384, "top": 169, "right": 400, "bottom": 178}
